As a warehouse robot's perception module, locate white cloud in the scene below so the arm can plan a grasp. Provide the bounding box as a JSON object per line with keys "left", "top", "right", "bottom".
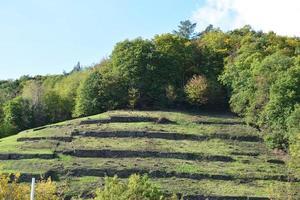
{"left": 192, "top": 0, "right": 300, "bottom": 36}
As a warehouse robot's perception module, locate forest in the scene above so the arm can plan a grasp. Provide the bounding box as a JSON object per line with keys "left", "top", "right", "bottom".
{"left": 0, "top": 21, "right": 299, "bottom": 172}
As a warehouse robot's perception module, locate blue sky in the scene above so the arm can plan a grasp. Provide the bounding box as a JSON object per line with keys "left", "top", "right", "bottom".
{"left": 1, "top": 0, "right": 299, "bottom": 80}
{"left": 0, "top": 0, "right": 202, "bottom": 80}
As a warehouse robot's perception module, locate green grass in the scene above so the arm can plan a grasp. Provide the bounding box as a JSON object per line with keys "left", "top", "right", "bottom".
{"left": 0, "top": 109, "right": 297, "bottom": 198}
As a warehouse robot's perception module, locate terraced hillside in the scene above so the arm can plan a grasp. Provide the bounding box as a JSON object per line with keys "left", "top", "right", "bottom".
{"left": 0, "top": 110, "right": 297, "bottom": 199}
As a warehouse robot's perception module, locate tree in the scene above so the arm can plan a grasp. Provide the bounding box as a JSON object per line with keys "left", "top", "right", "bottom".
{"left": 153, "top": 34, "right": 197, "bottom": 103}
{"left": 3, "top": 97, "right": 32, "bottom": 133}
{"left": 184, "top": 75, "right": 224, "bottom": 106}
{"left": 196, "top": 30, "right": 234, "bottom": 77}
{"left": 42, "top": 90, "right": 72, "bottom": 123}
{"left": 220, "top": 29, "right": 300, "bottom": 150}
{"left": 70, "top": 61, "right": 82, "bottom": 74}
{"left": 0, "top": 106, "right": 5, "bottom": 137}
{"left": 22, "top": 80, "right": 47, "bottom": 126}
{"left": 0, "top": 80, "right": 20, "bottom": 105}
{"left": 111, "top": 38, "right": 164, "bottom": 107}
{"left": 185, "top": 75, "right": 209, "bottom": 105}
{"left": 173, "top": 20, "right": 198, "bottom": 39}
{"left": 53, "top": 70, "right": 90, "bottom": 115}
{"left": 74, "top": 71, "right": 104, "bottom": 117}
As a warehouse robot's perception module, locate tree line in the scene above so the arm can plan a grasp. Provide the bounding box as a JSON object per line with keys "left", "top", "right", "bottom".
{"left": 0, "top": 21, "right": 299, "bottom": 157}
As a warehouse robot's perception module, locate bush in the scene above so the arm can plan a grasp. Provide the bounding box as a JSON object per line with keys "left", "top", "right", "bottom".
{"left": 265, "top": 131, "right": 289, "bottom": 150}
{"left": 0, "top": 173, "right": 29, "bottom": 200}
{"left": 0, "top": 173, "right": 60, "bottom": 200}
{"left": 94, "top": 174, "right": 178, "bottom": 200}
{"left": 184, "top": 75, "right": 209, "bottom": 105}
{"left": 287, "top": 105, "right": 300, "bottom": 178}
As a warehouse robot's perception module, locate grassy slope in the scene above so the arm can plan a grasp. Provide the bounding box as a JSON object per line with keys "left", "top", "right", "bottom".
{"left": 0, "top": 110, "right": 297, "bottom": 198}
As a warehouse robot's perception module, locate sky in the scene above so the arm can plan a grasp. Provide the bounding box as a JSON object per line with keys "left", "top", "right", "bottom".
{"left": 1, "top": 0, "right": 299, "bottom": 80}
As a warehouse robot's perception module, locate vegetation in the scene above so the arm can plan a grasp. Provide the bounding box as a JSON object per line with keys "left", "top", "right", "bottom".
{"left": 0, "top": 110, "right": 298, "bottom": 199}
{"left": 94, "top": 174, "right": 177, "bottom": 200}
{"left": 1, "top": 22, "right": 298, "bottom": 153}
{"left": 0, "top": 20, "right": 299, "bottom": 198}
{"left": 0, "top": 173, "right": 59, "bottom": 200}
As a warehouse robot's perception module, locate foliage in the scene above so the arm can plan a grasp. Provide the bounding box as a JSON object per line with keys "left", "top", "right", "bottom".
{"left": 111, "top": 38, "right": 166, "bottom": 107}
{"left": 184, "top": 75, "right": 209, "bottom": 105}
{"left": 173, "top": 20, "right": 198, "bottom": 39}
{"left": 265, "top": 131, "right": 289, "bottom": 150}
{"left": 288, "top": 105, "right": 300, "bottom": 178}
{"left": 3, "top": 97, "right": 32, "bottom": 134}
{"left": 74, "top": 71, "right": 104, "bottom": 117}
{"left": 94, "top": 174, "right": 178, "bottom": 200}
{"left": 42, "top": 90, "right": 72, "bottom": 123}
{"left": 220, "top": 28, "right": 300, "bottom": 149}
{"left": 184, "top": 75, "right": 224, "bottom": 106}
{"left": 0, "top": 21, "right": 299, "bottom": 151}
{"left": 35, "top": 178, "right": 60, "bottom": 200}
{"left": 0, "top": 173, "right": 29, "bottom": 200}
{"left": 22, "top": 79, "right": 47, "bottom": 127}
{"left": 196, "top": 30, "right": 235, "bottom": 77}
{"left": 74, "top": 69, "right": 127, "bottom": 117}
{"left": 0, "top": 80, "right": 21, "bottom": 105}
{"left": 153, "top": 34, "right": 197, "bottom": 96}
{"left": 0, "top": 173, "right": 60, "bottom": 200}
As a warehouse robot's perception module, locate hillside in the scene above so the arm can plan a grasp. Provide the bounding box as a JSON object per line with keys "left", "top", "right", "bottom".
{"left": 0, "top": 110, "right": 297, "bottom": 199}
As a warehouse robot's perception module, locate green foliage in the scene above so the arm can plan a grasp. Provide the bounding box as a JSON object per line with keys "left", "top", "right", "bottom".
{"left": 265, "top": 131, "right": 289, "bottom": 150}
{"left": 153, "top": 33, "right": 199, "bottom": 105}
{"left": 128, "top": 88, "right": 140, "bottom": 109}
{"left": 111, "top": 38, "right": 166, "bottom": 107}
{"left": 3, "top": 97, "right": 32, "bottom": 134}
{"left": 74, "top": 70, "right": 127, "bottom": 117}
{"left": 196, "top": 30, "right": 234, "bottom": 77}
{"left": 0, "top": 22, "right": 299, "bottom": 152}
{"left": 22, "top": 79, "right": 47, "bottom": 126}
{"left": 94, "top": 174, "right": 177, "bottom": 200}
{"left": 220, "top": 28, "right": 300, "bottom": 149}
{"left": 74, "top": 71, "right": 104, "bottom": 117}
{"left": 42, "top": 90, "right": 72, "bottom": 123}
{"left": 0, "top": 80, "right": 21, "bottom": 105}
{"left": 287, "top": 105, "right": 300, "bottom": 178}
{"left": 173, "top": 20, "right": 198, "bottom": 39}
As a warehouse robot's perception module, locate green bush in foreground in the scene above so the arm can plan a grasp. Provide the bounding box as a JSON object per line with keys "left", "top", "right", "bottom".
{"left": 94, "top": 174, "right": 178, "bottom": 200}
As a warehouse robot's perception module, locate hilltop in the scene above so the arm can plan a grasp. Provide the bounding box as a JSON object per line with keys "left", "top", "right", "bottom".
{"left": 0, "top": 110, "right": 297, "bottom": 199}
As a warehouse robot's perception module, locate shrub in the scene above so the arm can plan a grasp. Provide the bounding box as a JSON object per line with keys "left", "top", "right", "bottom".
{"left": 94, "top": 174, "right": 178, "bottom": 200}
{"left": 128, "top": 88, "right": 140, "bottom": 109}
{"left": 0, "top": 173, "right": 29, "bottom": 200}
{"left": 287, "top": 106, "right": 300, "bottom": 178}
{"left": 0, "top": 173, "right": 60, "bottom": 200}
{"left": 35, "top": 177, "right": 60, "bottom": 200}
{"left": 265, "top": 131, "right": 289, "bottom": 150}
{"left": 184, "top": 75, "right": 209, "bottom": 105}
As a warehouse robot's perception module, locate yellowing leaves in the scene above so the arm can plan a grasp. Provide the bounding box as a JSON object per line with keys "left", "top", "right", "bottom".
{"left": 0, "top": 174, "right": 60, "bottom": 200}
